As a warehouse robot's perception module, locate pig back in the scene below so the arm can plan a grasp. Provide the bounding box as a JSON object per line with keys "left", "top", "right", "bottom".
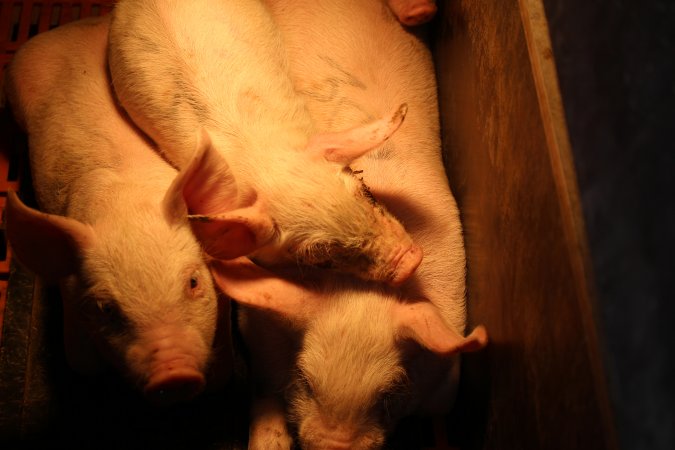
{"left": 266, "top": 0, "right": 467, "bottom": 333}
{"left": 109, "top": 0, "right": 314, "bottom": 170}
{"left": 5, "top": 16, "right": 170, "bottom": 218}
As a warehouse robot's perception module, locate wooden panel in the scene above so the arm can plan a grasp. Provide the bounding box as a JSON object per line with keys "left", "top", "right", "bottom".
{"left": 542, "top": 2, "right": 675, "bottom": 449}
{"left": 433, "top": 1, "right": 617, "bottom": 449}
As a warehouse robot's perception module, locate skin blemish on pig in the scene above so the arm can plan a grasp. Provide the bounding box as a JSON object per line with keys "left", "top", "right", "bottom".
{"left": 391, "top": 104, "right": 407, "bottom": 125}
{"left": 343, "top": 166, "right": 379, "bottom": 206}
{"left": 368, "top": 141, "right": 395, "bottom": 160}
{"left": 301, "top": 56, "right": 374, "bottom": 129}
{"left": 320, "top": 55, "right": 367, "bottom": 90}
{"left": 188, "top": 214, "right": 212, "bottom": 222}
{"left": 360, "top": 181, "right": 377, "bottom": 206}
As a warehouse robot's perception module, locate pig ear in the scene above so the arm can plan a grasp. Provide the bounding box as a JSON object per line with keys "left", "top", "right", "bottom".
{"left": 4, "top": 190, "right": 95, "bottom": 280}
{"left": 163, "top": 130, "right": 276, "bottom": 259}
{"left": 306, "top": 103, "right": 408, "bottom": 165}
{"left": 162, "top": 129, "right": 238, "bottom": 224}
{"left": 208, "top": 258, "right": 317, "bottom": 323}
{"left": 189, "top": 205, "right": 276, "bottom": 260}
{"left": 392, "top": 301, "right": 488, "bottom": 356}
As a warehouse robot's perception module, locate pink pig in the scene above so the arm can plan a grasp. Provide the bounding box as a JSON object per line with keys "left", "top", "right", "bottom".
{"left": 207, "top": 0, "right": 487, "bottom": 448}
{"left": 107, "top": 0, "right": 422, "bottom": 285}
{"left": 212, "top": 262, "right": 486, "bottom": 450}
{"left": 3, "top": 16, "right": 232, "bottom": 405}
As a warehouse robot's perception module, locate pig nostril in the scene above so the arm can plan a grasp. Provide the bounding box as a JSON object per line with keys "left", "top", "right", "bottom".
{"left": 144, "top": 370, "right": 206, "bottom": 406}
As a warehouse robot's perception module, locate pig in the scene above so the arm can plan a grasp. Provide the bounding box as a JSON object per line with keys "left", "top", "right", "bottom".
{"left": 3, "top": 16, "right": 232, "bottom": 405}
{"left": 211, "top": 262, "right": 486, "bottom": 450}
{"left": 387, "top": 0, "right": 438, "bottom": 26}
{"left": 107, "top": 0, "right": 423, "bottom": 285}
{"left": 206, "top": 0, "right": 483, "bottom": 447}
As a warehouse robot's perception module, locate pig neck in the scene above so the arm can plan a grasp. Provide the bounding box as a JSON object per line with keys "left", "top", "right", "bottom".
{"left": 62, "top": 164, "right": 172, "bottom": 228}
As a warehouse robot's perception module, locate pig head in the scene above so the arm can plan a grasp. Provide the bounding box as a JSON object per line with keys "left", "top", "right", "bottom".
{"left": 4, "top": 147, "right": 226, "bottom": 405}
{"left": 210, "top": 259, "right": 487, "bottom": 449}
{"left": 108, "top": 0, "right": 422, "bottom": 285}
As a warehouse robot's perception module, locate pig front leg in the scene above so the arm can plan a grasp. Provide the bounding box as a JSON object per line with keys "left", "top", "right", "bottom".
{"left": 61, "top": 283, "right": 107, "bottom": 374}
{"left": 248, "top": 396, "right": 293, "bottom": 450}
{"left": 387, "top": 0, "right": 437, "bottom": 26}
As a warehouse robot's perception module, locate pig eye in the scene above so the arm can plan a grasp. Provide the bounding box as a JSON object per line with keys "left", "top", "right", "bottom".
{"left": 96, "top": 299, "right": 116, "bottom": 316}
{"left": 298, "top": 375, "right": 314, "bottom": 396}
{"left": 188, "top": 271, "right": 202, "bottom": 297}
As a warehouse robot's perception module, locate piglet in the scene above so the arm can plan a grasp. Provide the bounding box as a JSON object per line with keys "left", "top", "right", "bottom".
{"left": 107, "top": 0, "right": 422, "bottom": 285}
{"left": 207, "top": 0, "right": 484, "bottom": 447}
{"left": 212, "top": 262, "right": 486, "bottom": 450}
{"left": 3, "top": 16, "right": 231, "bottom": 405}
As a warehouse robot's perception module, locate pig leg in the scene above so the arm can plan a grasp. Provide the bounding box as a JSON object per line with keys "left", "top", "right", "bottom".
{"left": 248, "top": 396, "right": 293, "bottom": 450}
{"left": 61, "top": 290, "right": 106, "bottom": 374}
{"left": 386, "top": 0, "right": 437, "bottom": 26}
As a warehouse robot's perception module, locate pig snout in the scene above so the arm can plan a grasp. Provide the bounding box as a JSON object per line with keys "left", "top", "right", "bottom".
{"left": 144, "top": 358, "right": 206, "bottom": 406}
{"left": 368, "top": 212, "right": 423, "bottom": 285}
{"left": 300, "top": 423, "right": 385, "bottom": 450}
{"left": 387, "top": 0, "right": 438, "bottom": 26}
{"left": 387, "top": 243, "right": 423, "bottom": 286}
{"left": 129, "top": 329, "right": 209, "bottom": 406}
